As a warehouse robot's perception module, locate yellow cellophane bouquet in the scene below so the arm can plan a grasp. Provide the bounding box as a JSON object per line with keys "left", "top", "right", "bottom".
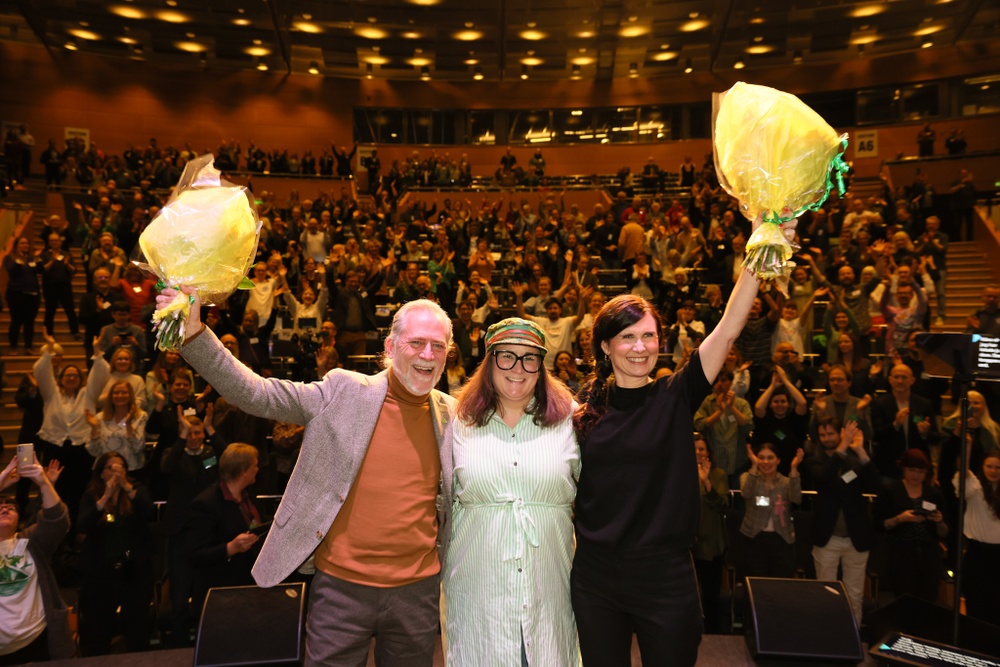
{"left": 714, "top": 82, "right": 849, "bottom": 282}
{"left": 132, "top": 154, "right": 261, "bottom": 350}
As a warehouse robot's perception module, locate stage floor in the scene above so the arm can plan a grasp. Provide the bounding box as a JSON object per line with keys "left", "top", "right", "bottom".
{"left": 43, "top": 635, "right": 878, "bottom": 666}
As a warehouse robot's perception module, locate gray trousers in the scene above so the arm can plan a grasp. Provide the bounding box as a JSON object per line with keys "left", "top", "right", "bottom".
{"left": 306, "top": 570, "right": 439, "bottom": 667}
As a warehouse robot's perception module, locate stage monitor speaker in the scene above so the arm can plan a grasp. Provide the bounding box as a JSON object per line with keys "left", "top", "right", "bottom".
{"left": 745, "top": 577, "right": 863, "bottom": 663}
{"left": 194, "top": 583, "right": 306, "bottom": 667}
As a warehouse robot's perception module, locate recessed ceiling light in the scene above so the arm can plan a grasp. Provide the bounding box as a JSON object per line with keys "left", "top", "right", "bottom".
{"left": 750, "top": 17, "right": 765, "bottom": 25}
{"left": 660, "top": 43, "right": 670, "bottom": 49}
{"left": 165, "top": 0, "right": 177, "bottom": 6}
{"left": 464, "top": 58, "right": 479, "bottom": 65}
{"left": 237, "top": 7, "right": 244, "bottom": 13}
{"left": 734, "top": 59, "right": 745, "bottom": 69}
{"left": 244, "top": 46, "right": 270, "bottom": 56}
{"left": 527, "top": 21, "right": 536, "bottom": 28}
{"left": 365, "top": 55, "right": 389, "bottom": 65}
{"left": 365, "top": 62, "right": 373, "bottom": 78}
{"left": 117, "top": 36, "right": 138, "bottom": 45}
{"left": 293, "top": 21, "right": 322, "bottom": 33}
{"left": 68, "top": 28, "right": 101, "bottom": 40}
{"left": 849, "top": 33, "right": 879, "bottom": 45}
{"left": 367, "top": 16, "right": 377, "bottom": 23}
{"left": 628, "top": 62, "right": 638, "bottom": 77}
{"left": 571, "top": 56, "right": 595, "bottom": 65}
{"left": 577, "top": 30, "right": 595, "bottom": 38}
{"left": 521, "top": 56, "right": 543, "bottom": 66}
{"left": 402, "top": 31, "right": 421, "bottom": 39}
{"left": 454, "top": 30, "right": 483, "bottom": 41}
{"left": 408, "top": 56, "right": 432, "bottom": 67}
{"left": 520, "top": 65, "right": 529, "bottom": 80}
{"left": 628, "top": 15, "right": 638, "bottom": 22}
{"left": 252, "top": 38, "right": 261, "bottom": 45}
{"left": 473, "top": 67, "right": 483, "bottom": 80}
{"left": 520, "top": 29, "right": 546, "bottom": 40}
{"left": 753, "top": 35, "right": 763, "bottom": 42}
{"left": 684, "top": 58, "right": 693, "bottom": 73}
{"left": 420, "top": 66, "right": 431, "bottom": 80}
{"left": 619, "top": 25, "right": 648, "bottom": 37}
{"left": 355, "top": 26, "right": 387, "bottom": 39}
{"left": 407, "top": 0, "right": 440, "bottom": 5}
{"left": 109, "top": 5, "right": 146, "bottom": 19}
{"left": 232, "top": 18, "right": 251, "bottom": 26}
{"left": 651, "top": 51, "right": 678, "bottom": 61}
{"left": 64, "top": 40, "right": 78, "bottom": 50}
{"left": 793, "top": 50, "right": 803, "bottom": 63}
{"left": 308, "top": 61, "right": 320, "bottom": 74}
{"left": 464, "top": 22, "right": 474, "bottom": 28}
{"left": 680, "top": 19, "right": 710, "bottom": 32}
{"left": 301, "top": 14, "right": 311, "bottom": 20}
{"left": 914, "top": 25, "right": 944, "bottom": 36}
{"left": 921, "top": 39, "right": 933, "bottom": 48}
{"left": 257, "top": 62, "right": 268, "bottom": 71}
{"left": 850, "top": 5, "right": 885, "bottom": 18}
{"left": 745, "top": 44, "right": 774, "bottom": 54}
{"left": 156, "top": 10, "right": 190, "bottom": 23}
{"left": 570, "top": 64, "right": 581, "bottom": 79}
{"left": 186, "top": 32, "right": 196, "bottom": 38}
{"left": 175, "top": 41, "right": 207, "bottom": 52}
{"left": 690, "top": 12, "right": 700, "bottom": 19}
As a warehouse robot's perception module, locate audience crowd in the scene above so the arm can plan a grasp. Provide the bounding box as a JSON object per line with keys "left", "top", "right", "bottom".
{"left": 1, "top": 133, "right": 996, "bottom": 658}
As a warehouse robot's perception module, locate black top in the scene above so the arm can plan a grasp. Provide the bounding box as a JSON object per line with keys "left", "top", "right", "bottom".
{"left": 575, "top": 351, "right": 712, "bottom": 549}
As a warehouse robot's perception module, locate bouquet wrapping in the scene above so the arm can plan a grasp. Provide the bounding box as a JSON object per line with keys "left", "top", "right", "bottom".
{"left": 713, "top": 82, "right": 849, "bottom": 282}
{"left": 133, "top": 154, "right": 260, "bottom": 350}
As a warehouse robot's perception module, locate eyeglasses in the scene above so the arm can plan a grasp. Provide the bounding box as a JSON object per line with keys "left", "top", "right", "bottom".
{"left": 492, "top": 350, "right": 543, "bottom": 373}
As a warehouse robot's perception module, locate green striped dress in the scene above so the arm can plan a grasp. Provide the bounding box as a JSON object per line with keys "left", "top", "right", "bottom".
{"left": 443, "top": 410, "right": 582, "bottom": 667}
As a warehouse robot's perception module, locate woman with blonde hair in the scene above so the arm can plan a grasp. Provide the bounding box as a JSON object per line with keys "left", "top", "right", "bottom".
{"left": 938, "top": 390, "right": 1000, "bottom": 511}
{"left": 85, "top": 379, "right": 148, "bottom": 471}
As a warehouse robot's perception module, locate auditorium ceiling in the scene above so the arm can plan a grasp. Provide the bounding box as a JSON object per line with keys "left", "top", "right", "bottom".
{"left": 0, "top": 0, "right": 996, "bottom": 82}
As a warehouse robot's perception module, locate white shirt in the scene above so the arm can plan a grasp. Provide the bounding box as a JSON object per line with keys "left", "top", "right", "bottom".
{"left": 954, "top": 472, "right": 1000, "bottom": 544}
{"left": 0, "top": 537, "right": 46, "bottom": 656}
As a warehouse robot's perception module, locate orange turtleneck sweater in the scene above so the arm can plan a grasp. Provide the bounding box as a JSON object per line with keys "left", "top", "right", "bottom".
{"left": 314, "top": 367, "right": 442, "bottom": 587}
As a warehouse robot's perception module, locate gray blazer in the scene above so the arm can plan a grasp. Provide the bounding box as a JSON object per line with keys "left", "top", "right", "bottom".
{"left": 184, "top": 328, "right": 455, "bottom": 588}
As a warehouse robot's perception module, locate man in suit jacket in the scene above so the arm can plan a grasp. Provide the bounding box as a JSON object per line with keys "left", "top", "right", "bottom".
{"left": 172, "top": 291, "right": 455, "bottom": 667}
{"left": 802, "top": 417, "right": 882, "bottom": 623}
{"left": 871, "top": 364, "right": 939, "bottom": 478}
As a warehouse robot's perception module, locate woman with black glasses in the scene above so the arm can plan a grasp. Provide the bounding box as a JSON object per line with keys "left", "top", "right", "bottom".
{"left": 443, "top": 318, "right": 580, "bottom": 666}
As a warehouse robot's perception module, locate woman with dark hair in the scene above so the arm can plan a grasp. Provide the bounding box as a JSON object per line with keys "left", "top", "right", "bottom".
{"left": 739, "top": 442, "right": 804, "bottom": 578}
{"left": 571, "top": 214, "right": 768, "bottom": 667}
{"left": 876, "top": 448, "right": 948, "bottom": 602}
{"left": 3, "top": 235, "right": 41, "bottom": 355}
{"left": 77, "top": 451, "right": 154, "bottom": 655}
{"left": 444, "top": 318, "right": 580, "bottom": 666}
{"left": 954, "top": 449, "right": 1000, "bottom": 626}
{"left": 693, "top": 433, "right": 729, "bottom": 634}
{"left": 834, "top": 332, "right": 879, "bottom": 398}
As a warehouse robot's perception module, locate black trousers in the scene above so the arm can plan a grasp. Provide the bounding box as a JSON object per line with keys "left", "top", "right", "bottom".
{"left": 79, "top": 561, "right": 152, "bottom": 656}
{"left": 5, "top": 289, "right": 40, "bottom": 349}
{"left": 694, "top": 555, "right": 726, "bottom": 634}
{"left": 571, "top": 541, "right": 702, "bottom": 667}
{"left": 43, "top": 282, "right": 79, "bottom": 335}
{"left": 743, "top": 532, "right": 796, "bottom": 579}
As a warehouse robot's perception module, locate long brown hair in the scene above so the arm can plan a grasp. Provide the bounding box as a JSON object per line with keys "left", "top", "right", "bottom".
{"left": 977, "top": 453, "right": 1000, "bottom": 520}
{"left": 101, "top": 379, "right": 140, "bottom": 424}
{"left": 86, "top": 452, "right": 133, "bottom": 517}
{"left": 573, "top": 294, "right": 663, "bottom": 442}
{"left": 456, "top": 352, "right": 573, "bottom": 428}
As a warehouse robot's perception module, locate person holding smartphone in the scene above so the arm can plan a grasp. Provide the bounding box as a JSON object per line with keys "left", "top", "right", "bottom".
{"left": 875, "top": 448, "right": 948, "bottom": 602}
{"left": 0, "top": 456, "right": 72, "bottom": 664}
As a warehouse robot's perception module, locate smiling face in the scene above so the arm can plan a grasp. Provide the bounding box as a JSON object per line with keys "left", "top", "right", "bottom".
{"left": 695, "top": 437, "right": 709, "bottom": 464}
{"left": 491, "top": 344, "right": 542, "bottom": 412}
{"left": 170, "top": 376, "right": 191, "bottom": 402}
{"left": 983, "top": 455, "right": 1000, "bottom": 484}
{"left": 385, "top": 307, "right": 450, "bottom": 396}
{"left": 112, "top": 349, "right": 134, "bottom": 374}
{"left": 602, "top": 312, "right": 659, "bottom": 388}
{"left": 770, "top": 393, "right": 790, "bottom": 418}
{"left": 110, "top": 382, "right": 133, "bottom": 409}
{"left": 756, "top": 446, "right": 780, "bottom": 476}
